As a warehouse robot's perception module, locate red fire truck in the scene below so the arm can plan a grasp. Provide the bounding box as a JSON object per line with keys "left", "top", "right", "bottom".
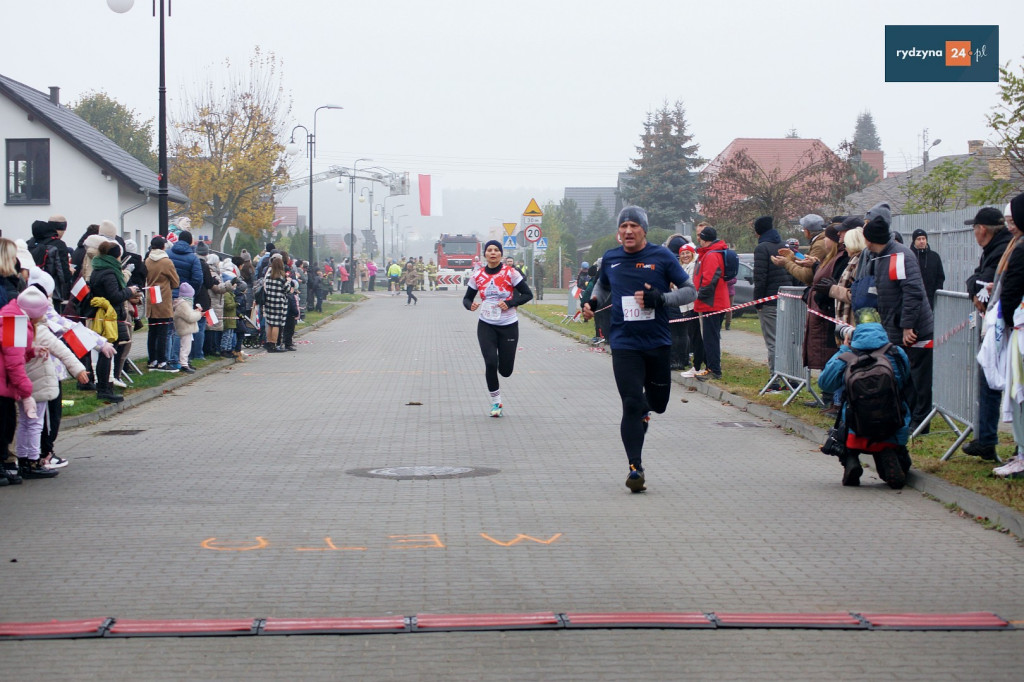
{"left": 435, "top": 234, "right": 480, "bottom": 271}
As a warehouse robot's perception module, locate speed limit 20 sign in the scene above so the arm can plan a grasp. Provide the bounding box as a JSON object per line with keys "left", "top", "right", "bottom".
{"left": 524, "top": 225, "right": 542, "bottom": 243}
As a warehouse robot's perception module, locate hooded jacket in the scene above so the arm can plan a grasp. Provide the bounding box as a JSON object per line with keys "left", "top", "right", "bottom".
{"left": 694, "top": 239, "right": 731, "bottom": 312}
{"left": 911, "top": 243, "right": 945, "bottom": 309}
{"left": 27, "top": 220, "right": 72, "bottom": 303}
{"left": 168, "top": 241, "right": 203, "bottom": 295}
{"left": 752, "top": 228, "right": 793, "bottom": 307}
{"left": 860, "top": 239, "right": 934, "bottom": 344}
{"left": 0, "top": 298, "right": 36, "bottom": 400}
{"left": 818, "top": 321, "right": 911, "bottom": 448}
{"left": 145, "top": 249, "right": 179, "bottom": 319}
{"left": 966, "top": 227, "right": 1011, "bottom": 302}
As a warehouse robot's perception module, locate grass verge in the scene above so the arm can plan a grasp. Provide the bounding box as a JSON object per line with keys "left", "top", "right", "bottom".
{"left": 526, "top": 304, "right": 1024, "bottom": 515}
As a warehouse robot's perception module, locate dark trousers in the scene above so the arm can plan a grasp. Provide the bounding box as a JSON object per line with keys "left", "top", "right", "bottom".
{"left": 682, "top": 313, "right": 704, "bottom": 370}
{"left": 906, "top": 346, "right": 933, "bottom": 428}
{"left": 40, "top": 384, "right": 62, "bottom": 456}
{"left": 612, "top": 346, "right": 672, "bottom": 467}
{"left": 282, "top": 315, "right": 296, "bottom": 347}
{"left": 669, "top": 315, "right": 690, "bottom": 369}
{"left": 700, "top": 313, "right": 724, "bottom": 375}
{"left": 406, "top": 284, "right": 418, "bottom": 304}
{"left": 477, "top": 320, "right": 519, "bottom": 392}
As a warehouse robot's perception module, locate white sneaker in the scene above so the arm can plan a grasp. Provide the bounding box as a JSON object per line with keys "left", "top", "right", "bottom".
{"left": 112, "top": 378, "right": 127, "bottom": 388}
{"left": 680, "top": 368, "right": 697, "bottom": 378}
{"left": 994, "top": 456, "right": 1024, "bottom": 477}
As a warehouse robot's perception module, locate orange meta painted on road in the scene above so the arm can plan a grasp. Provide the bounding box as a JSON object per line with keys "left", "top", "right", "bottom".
{"left": 200, "top": 533, "right": 563, "bottom": 552}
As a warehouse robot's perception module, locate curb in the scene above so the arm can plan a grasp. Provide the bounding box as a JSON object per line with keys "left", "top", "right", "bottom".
{"left": 62, "top": 302, "right": 357, "bottom": 429}
{"left": 521, "top": 309, "right": 1024, "bottom": 539}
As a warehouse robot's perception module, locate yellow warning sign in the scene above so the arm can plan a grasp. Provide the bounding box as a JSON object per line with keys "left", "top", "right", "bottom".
{"left": 523, "top": 198, "right": 543, "bottom": 217}
{"left": 503, "top": 222, "right": 518, "bottom": 236}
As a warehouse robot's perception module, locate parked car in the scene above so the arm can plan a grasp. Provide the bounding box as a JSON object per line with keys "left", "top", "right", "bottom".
{"left": 731, "top": 261, "right": 754, "bottom": 317}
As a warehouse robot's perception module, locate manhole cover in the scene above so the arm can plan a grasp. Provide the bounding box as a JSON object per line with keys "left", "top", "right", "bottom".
{"left": 348, "top": 466, "right": 500, "bottom": 480}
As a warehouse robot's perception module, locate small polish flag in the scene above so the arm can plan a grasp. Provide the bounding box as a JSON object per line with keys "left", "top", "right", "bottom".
{"left": 418, "top": 174, "right": 443, "bottom": 217}
{"left": 1, "top": 315, "right": 29, "bottom": 348}
{"left": 148, "top": 286, "right": 163, "bottom": 305}
{"left": 204, "top": 309, "right": 218, "bottom": 325}
{"left": 888, "top": 252, "right": 906, "bottom": 280}
{"left": 63, "top": 324, "right": 89, "bottom": 358}
{"left": 71, "top": 278, "right": 90, "bottom": 302}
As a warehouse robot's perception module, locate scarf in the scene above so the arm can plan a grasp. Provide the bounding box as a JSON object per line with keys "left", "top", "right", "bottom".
{"left": 92, "top": 253, "right": 126, "bottom": 288}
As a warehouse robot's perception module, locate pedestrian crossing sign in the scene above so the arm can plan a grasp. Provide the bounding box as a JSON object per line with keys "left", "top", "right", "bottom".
{"left": 536, "top": 237, "right": 548, "bottom": 250}
{"left": 503, "top": 235, "right": 517, "bottom": 249}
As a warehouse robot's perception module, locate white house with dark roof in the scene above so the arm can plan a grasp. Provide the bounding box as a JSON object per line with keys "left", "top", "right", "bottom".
{"left": 0, "top": 73, "right": 187, "bottom": 246}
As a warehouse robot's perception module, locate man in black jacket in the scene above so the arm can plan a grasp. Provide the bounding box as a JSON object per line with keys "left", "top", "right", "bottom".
{"left": 993, "top": 194, "right": 1024, "bottom": 476}
{"left": 961, "top": 206, "right": 1012, "bottom": 460}
{"left": 752, "top": 215, "right": 792, "bottom": 385}
{"left": 861, "top": 206, "right": 934, "bottom": 433}
{"left": 27, "top": 215, "right": 73, "bottom": 307}
{"left": 911, "top": 228, "right": 945, "bottom": 310}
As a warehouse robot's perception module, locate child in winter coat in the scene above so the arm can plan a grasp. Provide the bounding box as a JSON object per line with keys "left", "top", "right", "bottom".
{"left": 1, "top": 286, "right": 37, "bottom": 483}
{"left": 173, "top": 282, "right": 203, "bottom": 375}
{"left": 16, "top": 287, "right": 89, "bottom": 479}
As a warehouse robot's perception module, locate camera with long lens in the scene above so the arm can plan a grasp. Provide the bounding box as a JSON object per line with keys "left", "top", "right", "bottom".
{"left": 820, "top": 426, "right": 847, "bottom": 457}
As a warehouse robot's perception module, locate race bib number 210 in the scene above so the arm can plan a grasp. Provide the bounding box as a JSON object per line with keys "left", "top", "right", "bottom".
{"left": 621, "top": 296, "right": 654, "bottom": 322}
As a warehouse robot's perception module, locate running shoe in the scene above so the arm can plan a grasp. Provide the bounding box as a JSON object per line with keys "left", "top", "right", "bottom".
{"left": 994, "top": 456, "right": 1024, "bottom": 478}
{"left": 43, "top": 455, "right": 69, "bottom": 469}
{"left": 626, "top": 464, "right": 646, "bottom": 492}
{"left": 680, "top": 368, "right": 698, "bottom": 378}
{"left": 489, "top": 403, "right": 503, "bottom": 418}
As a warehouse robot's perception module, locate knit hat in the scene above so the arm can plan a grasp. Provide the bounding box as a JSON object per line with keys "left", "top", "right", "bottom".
{"left": 679, "top": 243, "right": 697, "bottom": 254}
{"left": 98, "top": 219, "right": 117, "bottom": 238}
{"left": 964, "top": 206, "right": 1005, "bottom": 227}
{"left": 698, "top": 225, "right": 718, "bottom": 242}
{"left": 207, "top": 253, "right": 220, "bottom": 268}
{"left": 125, "top": 239, "right": 138, "bottom": 254}
{"left": 617, "top": 206, "right": 649, "bottom": 232}
{"left": 1011, "top": 192, "right": 1024, "bottom": 231}
{"left": 863, "top": 216, "right": 891, "bottom": 244}
{"left": 864, "top": 202, "right": 892, "bottom": 226}
{"left": 241, "top": 249, "right": 251, "bottom": 262}
{"left": 14, "top": 239, "right": 34, "bottom": 271}
{"left": 753, "top": 216, "right": 773, "bottom": 235}
{"left": 178, "top": 282, "right": 195, "bottom": 298}
{"left": 17, "top": 286, "right": 50, "bottom": 319}
{"left": 581, "top": 261, "right": 590, "bottom": 269}
{"left": 483, "top": 239, "right": 503, "bottom": 255}
{"left": 195, "top": 242, "right": 210, "bottom": 256}
{"left": 28, "top": 269, "right": 55, "bottom": 297}
{"left": 911, "top": 228, "right": 928, "bottom": 241}
{"left": 150, "top": 236, "right": 166, "bottom": 250}
{"left": 799, "top": 214, "right": 825, "bottom": 233}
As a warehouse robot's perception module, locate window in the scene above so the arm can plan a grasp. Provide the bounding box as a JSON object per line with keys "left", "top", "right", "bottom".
{"left": 6, "top": 138, "right": 50, "bottom": 204}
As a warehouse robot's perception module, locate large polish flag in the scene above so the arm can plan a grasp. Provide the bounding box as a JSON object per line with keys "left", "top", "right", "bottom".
{"left": 418, "top": 174, "right": 443, "bottom": 217}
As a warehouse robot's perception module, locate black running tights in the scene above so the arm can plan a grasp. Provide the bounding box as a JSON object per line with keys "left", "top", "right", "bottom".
{"left": 612, "top": 346, "right": 672, "bottom": 467}
{"left": 477, "top": 320, "right": 519, "bottom": 392}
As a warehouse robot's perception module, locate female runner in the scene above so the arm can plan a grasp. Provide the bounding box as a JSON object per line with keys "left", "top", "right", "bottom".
{"left": 463, "top": 240, "right": 533, "bottom": 416}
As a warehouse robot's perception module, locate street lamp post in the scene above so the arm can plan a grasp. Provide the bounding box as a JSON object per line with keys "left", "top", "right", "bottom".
{"left": 359, "top": 186, "right": 375, "bottom": 261}
{"left": 287, "top": 105, "right": 343, "bottom": 265}
{"left": 348, "top": 158, "right": 373, "bottom": 292}
{"left": 372, "top": 203, "right": 382, "bottom": 261}
{"left": 108, "top": 0, "right": 170, "bottom": 236}
{"left": 384, "top": 198, "right": 404, "bottom": 262}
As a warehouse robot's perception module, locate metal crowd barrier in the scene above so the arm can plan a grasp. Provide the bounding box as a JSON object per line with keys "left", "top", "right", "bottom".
{"left": 919, "top": 290, "right": 980, "bottom": 460}
{"left": 763, "top": 286, "right": 822, "bottom": 406}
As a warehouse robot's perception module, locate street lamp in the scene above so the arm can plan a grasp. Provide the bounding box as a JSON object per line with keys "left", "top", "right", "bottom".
{"left": 108, "top": 0, "right": 170, "bottom": 236}
{"left": 348, "top": 158, "right": 373, "bottom": 291}
{"left": 359, "top": 187, "right": 376, "bottom": 260}
{"left": 287, "top": 105, "right": 343, "bottom": 264}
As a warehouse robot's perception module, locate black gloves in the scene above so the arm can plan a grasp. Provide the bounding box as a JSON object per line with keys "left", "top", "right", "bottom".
{"left": 642, "top": 288, "right": 665, "bottom": 309}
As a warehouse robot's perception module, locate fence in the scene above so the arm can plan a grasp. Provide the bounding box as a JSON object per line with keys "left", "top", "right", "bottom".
{"left": 891, "top": 205, "right": 992, "bottom": 292}
{"left": 765, "top": 286, "right": 822, "bottom": 406}
{"left": 920, "top": 290, "right": 980, "bottom": 460}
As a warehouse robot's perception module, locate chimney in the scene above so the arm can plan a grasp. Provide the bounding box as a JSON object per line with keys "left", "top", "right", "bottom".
{"left": 967, "top": 139, "right": 984, "bottom": 155}
{"left": 48, "top": 86, "right": 59, "bottom": 106}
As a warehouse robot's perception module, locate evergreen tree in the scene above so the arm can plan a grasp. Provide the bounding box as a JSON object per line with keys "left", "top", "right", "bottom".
{"left": 853, "top": 111, "right": 882, "bottom": 151}
{"left": 622, "top": 100, "right": 705, "bottom": 230}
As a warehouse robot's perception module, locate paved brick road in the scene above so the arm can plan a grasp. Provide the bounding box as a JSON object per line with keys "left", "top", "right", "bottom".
{"left": 1, "top": 291, "right": 1022, "bottom": 680}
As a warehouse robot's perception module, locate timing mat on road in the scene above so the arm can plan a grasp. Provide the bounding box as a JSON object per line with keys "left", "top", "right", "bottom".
{"left": 0, "top": 611, "right": 1014, "bottom": 640}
